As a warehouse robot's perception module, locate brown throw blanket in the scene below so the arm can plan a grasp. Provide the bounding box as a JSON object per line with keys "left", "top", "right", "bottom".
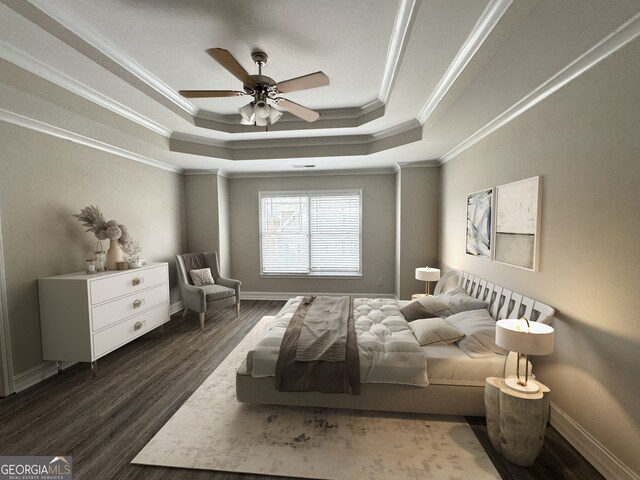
{"left": 275, "top": 296, "right": 360, "bottom": 394}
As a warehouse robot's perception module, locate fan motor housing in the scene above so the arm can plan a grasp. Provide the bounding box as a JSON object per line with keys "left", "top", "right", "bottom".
{"left": 243, "top": 75, "right": 277, "bottom": 96}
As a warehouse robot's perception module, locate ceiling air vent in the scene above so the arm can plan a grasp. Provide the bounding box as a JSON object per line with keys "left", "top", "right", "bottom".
{"left": 291, "top": 164, "right": 316, "bottom": 168}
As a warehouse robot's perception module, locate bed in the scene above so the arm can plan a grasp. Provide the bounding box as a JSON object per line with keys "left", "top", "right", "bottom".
{"left": 236, "top": 271, "right": 555, "bottom": 416}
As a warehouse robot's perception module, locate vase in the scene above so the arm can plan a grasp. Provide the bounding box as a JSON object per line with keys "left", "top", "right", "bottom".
{"left": 106, "top": 240, "right": 124, "bottom": 270}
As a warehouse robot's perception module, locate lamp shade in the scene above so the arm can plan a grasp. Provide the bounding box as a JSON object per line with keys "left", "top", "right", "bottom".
{"left": 415, "top": 267, "right": 440, "bottom": 282}
{"left": 495, "top": 319, "right": 554, "bottom": 356}
{"left": 239, "top": 103, "right": 256, "bottom": 124}
{"left": 239, "top": 101, "right": 283, "bottom": 126}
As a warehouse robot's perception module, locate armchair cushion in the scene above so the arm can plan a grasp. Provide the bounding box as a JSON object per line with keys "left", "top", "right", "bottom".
{"left": 199, "top": 284, "right": 235, "bottom": 302}
{"left": 189, "top": 268, "right": 215, "bottom": 286}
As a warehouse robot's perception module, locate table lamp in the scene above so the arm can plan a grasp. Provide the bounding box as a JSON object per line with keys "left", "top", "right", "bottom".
{"left": 415, "top": 267, "right": 440, "bottom": 295}
{"left": 495, "top": 318, "right": 554, "bottom": 393}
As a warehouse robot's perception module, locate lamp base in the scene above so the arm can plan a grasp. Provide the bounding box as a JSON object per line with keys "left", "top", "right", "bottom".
{"left": 504, "top": 375, "right": 540, "bottom": 393}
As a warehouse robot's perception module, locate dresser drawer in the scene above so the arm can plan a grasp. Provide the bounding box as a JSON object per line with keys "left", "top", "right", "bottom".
{"left": 90, "top": 265, "right": 167, "bottom": 305}
{"left": 91, "top": 283, "right": 168, "bottom": 331}
{"left": 92, "top": 304, "right": 168, "bottom": 358}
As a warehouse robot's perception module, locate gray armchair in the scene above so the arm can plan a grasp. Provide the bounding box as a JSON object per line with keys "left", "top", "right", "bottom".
{"left": 176, "top": 252, "right": 241, "bottom": 331}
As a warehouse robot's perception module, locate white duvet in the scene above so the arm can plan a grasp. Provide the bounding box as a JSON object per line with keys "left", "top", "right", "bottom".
{"left": 245, "top": 297, "right": 429, "bottom": 387}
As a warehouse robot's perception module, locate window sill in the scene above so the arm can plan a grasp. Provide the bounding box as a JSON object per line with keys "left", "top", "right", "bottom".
{"left": 260, "top": 272, "right": 363, "bottom": 279}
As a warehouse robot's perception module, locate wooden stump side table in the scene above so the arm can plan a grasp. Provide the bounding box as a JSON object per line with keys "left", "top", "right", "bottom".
{"left": 484, "top": 376, "right": 550, "bottom": 466}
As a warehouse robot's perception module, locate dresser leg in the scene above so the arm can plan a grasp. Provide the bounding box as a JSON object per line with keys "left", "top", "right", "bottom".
{"left": 56, "top": 361, "right": 63, "bottom": 376}
{"left": 159, "top": 324, "right": 164, "bottom": 336}
{"left": 91, "top": 361, "right": 98, "bottom": 378}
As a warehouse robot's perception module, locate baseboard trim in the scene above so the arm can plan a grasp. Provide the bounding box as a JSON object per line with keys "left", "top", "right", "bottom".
{"left": 241, "top": 292, "right": 397, "bottom": 301}
{"left": 170, "top": 300, "right": 184, "bottom": 316}
{"left": 12, "top": 360, "right": 77, "bottom": 393}
{"left": 550, "top": 402, "right": 639, "bottom": 480}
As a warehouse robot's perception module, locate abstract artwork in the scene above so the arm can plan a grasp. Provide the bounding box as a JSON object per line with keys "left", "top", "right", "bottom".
{"left": 494, "top": 176, "right": 541, "bottom": 270}
{"left": 466, "top": 188, "right": 493, "bottom": 259}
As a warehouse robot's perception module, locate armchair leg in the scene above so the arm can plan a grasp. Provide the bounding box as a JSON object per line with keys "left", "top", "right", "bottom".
{"left": 236, "top": 302, "right": 240, "bottom": 318}
{"left": 199, "top": 312, "right": 205, "bottom": 332}
{"left": 182, "top": 307, "right": 189, "bottom": 317}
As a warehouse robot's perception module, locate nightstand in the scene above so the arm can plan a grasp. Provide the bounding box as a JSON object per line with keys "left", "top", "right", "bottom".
{"left": 484, "top": 376, "right": 550, "bottom": 466}
{"left": 411, "top": 293, "right": 429, "bottom": 301}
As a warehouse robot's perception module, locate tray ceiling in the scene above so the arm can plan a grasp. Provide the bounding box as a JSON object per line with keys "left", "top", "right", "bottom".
{"left": 1, "top": 0, "right": 639, "bottom": 174}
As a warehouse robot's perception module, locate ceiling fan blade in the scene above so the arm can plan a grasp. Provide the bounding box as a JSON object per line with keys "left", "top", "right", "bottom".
{"left": 276, "top": 71, "right": 329, "bottom": 93}
{"left": 276, "top": 98, "right": 320, "bottom": 122}
{"left": 206, "top": 48, "right": 251, "bottom": 83}
{"left": 179, "top": 90, "right": 246, "bottom": 98}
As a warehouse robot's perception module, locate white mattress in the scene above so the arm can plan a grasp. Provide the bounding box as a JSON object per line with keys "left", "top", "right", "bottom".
{"left": 245, "top": 297, "right": 511, "bottom": 388}
{"left": 246, "top": 297, "right": 429, "bottom": 387}
{"left": 424, "top": 345, "right": 506, "bottom": 386}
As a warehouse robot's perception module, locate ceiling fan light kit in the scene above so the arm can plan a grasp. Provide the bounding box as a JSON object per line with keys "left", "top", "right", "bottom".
{"left": 179, "top": 48, "right": 329, "bottom": 128}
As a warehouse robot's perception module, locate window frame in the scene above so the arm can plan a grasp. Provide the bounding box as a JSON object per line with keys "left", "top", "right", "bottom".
{"left": 259, "top": 189, "right": 363, "bottom": 278}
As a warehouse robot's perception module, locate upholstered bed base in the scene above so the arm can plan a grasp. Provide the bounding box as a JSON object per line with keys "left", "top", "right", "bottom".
{"left": 235, "top": 270, "right": 555, "bottom": 416}
{"left": 236, "top": 360, "right": 487, "bottom": 416}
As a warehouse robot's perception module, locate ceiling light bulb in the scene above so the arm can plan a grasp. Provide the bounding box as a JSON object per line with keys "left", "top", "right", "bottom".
{"left": 254, "top": 101, "right": 270, "bottom": 119}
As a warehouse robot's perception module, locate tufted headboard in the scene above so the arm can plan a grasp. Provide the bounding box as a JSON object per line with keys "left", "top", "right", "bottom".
{"left": 435, "top": 270, "right": 555, "bottom": 325}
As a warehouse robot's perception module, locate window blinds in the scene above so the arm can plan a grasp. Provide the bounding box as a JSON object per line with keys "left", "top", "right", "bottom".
{"left": 260, "top": 191, "right": 361, "bottom": 275}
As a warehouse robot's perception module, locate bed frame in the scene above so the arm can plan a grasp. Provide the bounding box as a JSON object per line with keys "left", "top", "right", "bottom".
{"left": 236, "top": 270, "right": 555, "bottom": 416}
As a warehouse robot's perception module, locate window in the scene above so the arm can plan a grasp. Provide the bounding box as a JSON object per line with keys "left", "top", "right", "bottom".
{"left": 260, "top": 190, "right": 361, "bottom": 276}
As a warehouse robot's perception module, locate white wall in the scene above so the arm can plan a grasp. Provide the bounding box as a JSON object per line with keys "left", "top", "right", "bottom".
{"left": 396, "top": 166, "right": 440, "bottom": 299}
{"left": 184, "top": 174, "right": 219, "bottom": 254}
{"left": 229, "top": 173, "right": 396, "bottom": 295}
{"left": 439, "top": 38, "right": 640, "bottom": 475}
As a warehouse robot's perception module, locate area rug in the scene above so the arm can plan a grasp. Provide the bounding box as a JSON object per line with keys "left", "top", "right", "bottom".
{"left": 132, "top": 316, "right": 500, "bottom": 480}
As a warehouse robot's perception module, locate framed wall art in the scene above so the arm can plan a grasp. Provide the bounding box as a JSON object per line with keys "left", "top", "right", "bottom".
{"left": 466, "top": 188, "right": 493, "bottom": 259}
{"left": 494, "top": 176, "right": 541, "bottom": 271}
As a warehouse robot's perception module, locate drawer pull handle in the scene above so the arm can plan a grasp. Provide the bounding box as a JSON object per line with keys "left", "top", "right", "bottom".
{"left": 133, "top": 299, "right": 142, "bottom": 309}
{"left": 132, "top": 277, "right": 141, "bottom": 286}
{"left": 134, "top": 321, "right": 143, "bottom": 331}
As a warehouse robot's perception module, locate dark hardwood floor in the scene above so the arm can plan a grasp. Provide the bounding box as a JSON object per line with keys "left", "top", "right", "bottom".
{"left": 0, "top": 300, "right": 603, "bottom": 480}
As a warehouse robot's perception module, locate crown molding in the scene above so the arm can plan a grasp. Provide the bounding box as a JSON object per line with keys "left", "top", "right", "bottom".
{"left": 2, "top": 0, "right": 197, "bottom": 119}
{"left": 0, "top": 40, "right": 172, "bottom": 137}
{"left": 174, "top": 119, "right": 420, "bottom": 150}
{"left": 417, "top": 0, "right": 512, "bottom": 124}
{"left": 182, "top": 169, "right": 221, "bottom": 176}
{"left": 228, "top": 167, "right": 396, "bottom": 179}
{"left": 440, "top": 9, "right": 640, "bottom": 164}
{"left": 379, "top": 0, "right": 421, "bottom": 104}
{"left": 371, "top": 119, "right": 420, "bottom": 140}
{"left": 0, "top": 108, "right": 183, "bottom": 173}
{"left": 396, "top": 160, "right": 440, "bottom": 169}
{"left": 170, "top": 120, "right": 422, "bottom": 161}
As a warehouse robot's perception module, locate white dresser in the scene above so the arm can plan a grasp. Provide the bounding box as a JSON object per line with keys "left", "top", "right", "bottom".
{"left": 38, "top": 262, "right": 170, "bottom": 376}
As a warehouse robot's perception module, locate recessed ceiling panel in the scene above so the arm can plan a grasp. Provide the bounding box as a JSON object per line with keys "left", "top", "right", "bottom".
{"left": 40, "top": 0, "right": 399, "bottom": 114}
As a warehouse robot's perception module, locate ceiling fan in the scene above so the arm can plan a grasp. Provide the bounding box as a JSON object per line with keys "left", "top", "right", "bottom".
{"left": 179, "top": 48, "right": 330, "bottom": 127}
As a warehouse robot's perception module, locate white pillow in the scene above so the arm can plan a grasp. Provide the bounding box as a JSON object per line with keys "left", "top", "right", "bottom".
{"left": 409, "top": 318, "right": 465, "bottom": 346}
{"left": 189, "top": 268, "right": 215, "bottom": 286}
{"left": 417, "top": 286, "right": 488, "bottom": 318}
{"left": 445, "top": 309, "right": 508, "bottom": 358}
